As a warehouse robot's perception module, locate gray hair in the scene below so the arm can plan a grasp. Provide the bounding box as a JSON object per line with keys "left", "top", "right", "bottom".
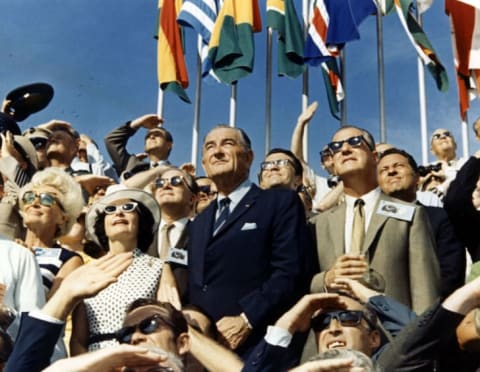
{"left": 310, "top": 349, "right": 378, "bottom": 371}
{"left": 20, "top": 167, "right": 84, "bottom": 236}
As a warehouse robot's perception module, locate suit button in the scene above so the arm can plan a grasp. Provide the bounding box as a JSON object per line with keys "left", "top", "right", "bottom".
{"left": 202, "top": 285, "right": 208, "bottom": 292}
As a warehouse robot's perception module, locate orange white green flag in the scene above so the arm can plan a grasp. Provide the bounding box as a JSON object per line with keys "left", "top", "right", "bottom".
{"left": 157, "top": 0, "right": 191, "bottom": 103}
{"left": 206, "top": 0, "right": 262, "bottom": 84}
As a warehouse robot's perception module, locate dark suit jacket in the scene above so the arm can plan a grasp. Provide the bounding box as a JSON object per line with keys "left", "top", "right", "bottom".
{"left": 444, "top": 156, "right": 480, "bottom": 261}
{"left": 422, "top": 204, "right": 466, "bottom": 297}
{"left": 188, "top": 184, "right": 309, "bottom": 357}
{"left": 5, "top": 313, "right": 62, "bottom": 372}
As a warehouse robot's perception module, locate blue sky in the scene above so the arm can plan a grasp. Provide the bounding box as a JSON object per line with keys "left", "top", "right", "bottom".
{"left": 1, "top": 0, "right": 478, "bottom": 178}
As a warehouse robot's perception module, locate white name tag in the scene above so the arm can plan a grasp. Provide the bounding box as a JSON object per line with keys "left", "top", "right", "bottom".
{"left": 167, "top": 247, "right": 188, "bottom": 266}
{"left": 376, "top": 200, "right": 415, "bottom": 222}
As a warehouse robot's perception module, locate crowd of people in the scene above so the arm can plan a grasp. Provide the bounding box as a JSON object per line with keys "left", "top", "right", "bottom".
{"left": 2, "top": 84, "right": 480, "bottom": 372}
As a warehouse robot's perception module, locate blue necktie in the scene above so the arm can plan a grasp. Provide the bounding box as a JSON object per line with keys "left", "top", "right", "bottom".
{"left": 213, "top": 198, "right": 231, "bottom": 235}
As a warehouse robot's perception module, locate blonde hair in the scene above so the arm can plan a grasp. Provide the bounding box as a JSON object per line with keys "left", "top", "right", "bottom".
{"left": 20, "top": 167, "right": 84, "bottom": 236}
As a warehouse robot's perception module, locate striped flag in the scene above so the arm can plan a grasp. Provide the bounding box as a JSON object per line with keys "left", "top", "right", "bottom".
{"left": 177, "top": 0, "right": 223, "bottom": 79}
{"left": 157, "top": 0, "right": 191, "bottom": 102}
{"left": 266, "top": 0, "right": 305, "bottom": 78}
{"left": 321, "top": 58, "right": 344, "bottom": 120}
{"left": 206, "top": 0, "right": 262, "bottom": 84}
{"left": 446, "top": 0, "right": 480, "bottom": 119}
{"left": 392, "top": 0, "right": 448, "bottom": 91}
{"left": 304, "top": 0, "right": 376, "bottom": 65}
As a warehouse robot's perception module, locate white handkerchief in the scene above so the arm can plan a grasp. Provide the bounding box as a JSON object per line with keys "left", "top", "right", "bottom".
{"left": 241, "top": 222, "right": 257, "bottom": 231}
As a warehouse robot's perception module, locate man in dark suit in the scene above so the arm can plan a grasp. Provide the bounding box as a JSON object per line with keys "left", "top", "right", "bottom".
{"left": 104, "top": 114, "right": 172, "bottom": 179}
{"left": 377, "top": 148, "right": 466, "bottom": 297}
{"left": 188, "top": 125, "right": 308, "bottom": 360}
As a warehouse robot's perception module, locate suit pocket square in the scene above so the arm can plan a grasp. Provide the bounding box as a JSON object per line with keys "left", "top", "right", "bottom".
{"left": 241, "top": 222, "right": 257, "bottom": 231}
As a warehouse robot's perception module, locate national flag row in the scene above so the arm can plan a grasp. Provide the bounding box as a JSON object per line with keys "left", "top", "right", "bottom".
{"left": 155, "top": 0, "right": 478, "bottom": 121}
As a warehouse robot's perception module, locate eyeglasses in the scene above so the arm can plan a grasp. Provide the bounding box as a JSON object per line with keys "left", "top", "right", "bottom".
{"left": 103, "top": 202, "right": 138, "bottom": 215}
{"left": 260, "top": 159, "right": 291, "bottom": 170}
{"left": 116, "top": 314, "right": 174, "bottom": 344}
{"left": 22, "top": 191, "right": 64, "bottom": 211}
{"left": 155, "top": 176, "right": 193, "bottom": 192}
{"left": 197, "top": 185, "right": 218, "bottom": 198}
{"left": 311, "top": 310, "right": 374, "bottom": 332}
{"left": 327, "top": 135, "right": 370, "bottom": 154}
{"left": 431, "top": 131, "right": 452, "bottom": 140}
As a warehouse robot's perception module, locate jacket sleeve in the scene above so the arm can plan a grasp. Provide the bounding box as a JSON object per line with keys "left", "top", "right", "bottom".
{"left": 104, "top": 121, "right": 138, "bottom": 176}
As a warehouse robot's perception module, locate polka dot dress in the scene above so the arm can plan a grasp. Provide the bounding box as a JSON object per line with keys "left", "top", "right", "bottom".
{"left": 84, "top": 248, "right": 163, "bottom": 351}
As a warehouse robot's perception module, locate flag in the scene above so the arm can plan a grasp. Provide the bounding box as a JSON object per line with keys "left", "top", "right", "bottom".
{"left": 321, "top": 58, "right": 344, "bottom": 119}
{"left": 392, "top": 0, "right": 448, "bottom": 91}
{"left": 446, "top": 0, "right": 480, "bottom": 119}
{"left": 266, "top": 0, "right": 305, "bottom": 78}
{"left": 177, "top": 0, "right": 223, "bottom": 79}
{"left": 206, "top": 0, "right": 262, "bottom": 84}
{"left": 157, "top": 0, "right": 191, "bottom": 103}
{"left": 417, "top": 0, "right": 434, "bottom": 14}
{"left": 304, "top": 0, "right": 376, "bottom": 66}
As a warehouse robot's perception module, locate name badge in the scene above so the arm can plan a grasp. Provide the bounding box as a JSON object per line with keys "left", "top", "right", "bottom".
{"left": 376, "top": 200, "right": 415, "bottom": 222}
{"left": 167, "top": 247, "right": 188, "bottom": 266}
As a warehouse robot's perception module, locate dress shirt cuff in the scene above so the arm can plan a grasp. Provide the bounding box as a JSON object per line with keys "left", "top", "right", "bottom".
{"left": 29, "top": 309, "right": 65, "bottom": 325}
{"left": 241, "top": 312, "right": 253, "bottom": 329}
{"left": 264, "top": 325, "right": 292, "bottom": 348}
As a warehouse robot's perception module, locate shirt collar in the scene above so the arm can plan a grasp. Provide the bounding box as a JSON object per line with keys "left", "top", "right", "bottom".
{"left": 217, "top": 179, "right": 252, "bottom": 212}
{"left": 344, "top": 187, "right": 381, "bottom": 208}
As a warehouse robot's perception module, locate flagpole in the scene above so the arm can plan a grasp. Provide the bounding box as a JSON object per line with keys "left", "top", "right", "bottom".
{"left": 375, "top": 4, "right": 386, "bottom": 142}
{"left": 462, "top": 115, "right": 470, "bottom": 158}
{"left": 229, "top": 83, "right": 237, "bottom": 127}
{"left": 157, "top": 86, "right": 164, "bottom": 117}
{"left": 302, "top": 0, "right": 309, "bottom": 162}
{"left": 340, "top": 48, "right": 347, "bottom": 126}
{"left": 191, "top": 36, "right": 203, "bottom": 168}
{"left": 265, "top": 27, "right": 273, "bottom": 155}
{"left": 416, "top": 13, "right": 428, "bottom": 164}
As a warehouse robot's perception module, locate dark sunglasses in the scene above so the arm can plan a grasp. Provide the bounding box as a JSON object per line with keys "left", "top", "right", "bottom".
{"left": 311, "top": 310, "right": 373, "bottom": 332}
{"left": 197, "top": 185, "right": 218, "bottom": 197}
{"left": 30, "top": 137, "right": 48, "bottom": 150}
{"left": 155, "top": 176, "right": 191, "bottom": 191}
{"left": 327, "top": 135, "right": 370, "bottom": 154}
{"left": 116, "top": 314, "right": 174, "bottom": 344}
{"left": 432, "top": 131, "right": 452, "bottom": 140}
{"left": 260, "top": 159, "right": 291, "bottom": 170}
{"left": 103, "top": 202, "right": 138, "bottom": 215}
{"left": 22, "top": 191, "right": 64, "bottom": 211}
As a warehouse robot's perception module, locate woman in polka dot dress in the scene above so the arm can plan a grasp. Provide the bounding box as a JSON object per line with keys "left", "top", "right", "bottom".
{"left": 70, "top": 187, "right": 163, "bottom": 354}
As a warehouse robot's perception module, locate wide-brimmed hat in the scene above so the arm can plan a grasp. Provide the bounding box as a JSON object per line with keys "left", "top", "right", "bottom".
{"left": 85, "top": 187, "right": 160, "bottom": 246}
{"left": 4, "top": 83, "right": 54, "bottom": 122}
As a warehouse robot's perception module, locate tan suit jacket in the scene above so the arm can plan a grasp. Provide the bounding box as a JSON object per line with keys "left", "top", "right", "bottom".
{"left": 310, "top": 192, "right": 440, "bottom": 313}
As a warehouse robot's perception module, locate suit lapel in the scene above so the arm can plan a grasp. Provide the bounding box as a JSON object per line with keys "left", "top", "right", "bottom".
{"left": 193, "top": 202, "right": 217, "bottom": 285}
{"left": 363, "top": 193, "right": 389, "bottom": 255}
{"left": 328, "top": 203, "right": 346, "bottom": 257}
{"left": 211, "top": 185, "right": 259, "bottom": 239}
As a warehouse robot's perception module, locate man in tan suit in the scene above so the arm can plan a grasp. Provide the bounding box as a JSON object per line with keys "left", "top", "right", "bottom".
{"left": 311, "top": 125, "right": 440, "bottom": 314}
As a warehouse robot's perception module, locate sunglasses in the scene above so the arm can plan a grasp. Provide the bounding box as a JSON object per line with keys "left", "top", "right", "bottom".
{"left": 103, "top": 202, "right": 138, "bottom": 215}
{"left": 261, "top": 159, "right": 291, "bottom": 170}
{"left": 327, "top": 135, "right": 370, "bottom": 154}
{"left": 311, "top": 310, "right": 373, "bottom": 332}
{"left": 22, "top": 191, "right": 64, "bottom": 211}
{"left": 197, "top": 185, "right": 218, "bottom": 197}
{"left": 431, "top": 131, "right": 452, "bottom": 140}
{"left": 116, "top": 314, "right": 174, "bottom": 344}
{"left": 155, "top": 176, "right": 192, "bottom": 191}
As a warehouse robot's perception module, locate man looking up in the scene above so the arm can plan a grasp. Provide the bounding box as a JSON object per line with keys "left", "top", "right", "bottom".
{"left": 188, "top": 125, "right": 308, "bottom": 362}
{"left": 311, "top": 125, "right": 440, "bottom": 313}
{"left": 105, "top": 114, "right": 172, "bottom": 179}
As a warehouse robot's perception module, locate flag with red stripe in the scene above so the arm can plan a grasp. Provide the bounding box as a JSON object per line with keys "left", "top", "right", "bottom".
{"left": 157, "top": 0, "right": 191, "bottom": 103}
